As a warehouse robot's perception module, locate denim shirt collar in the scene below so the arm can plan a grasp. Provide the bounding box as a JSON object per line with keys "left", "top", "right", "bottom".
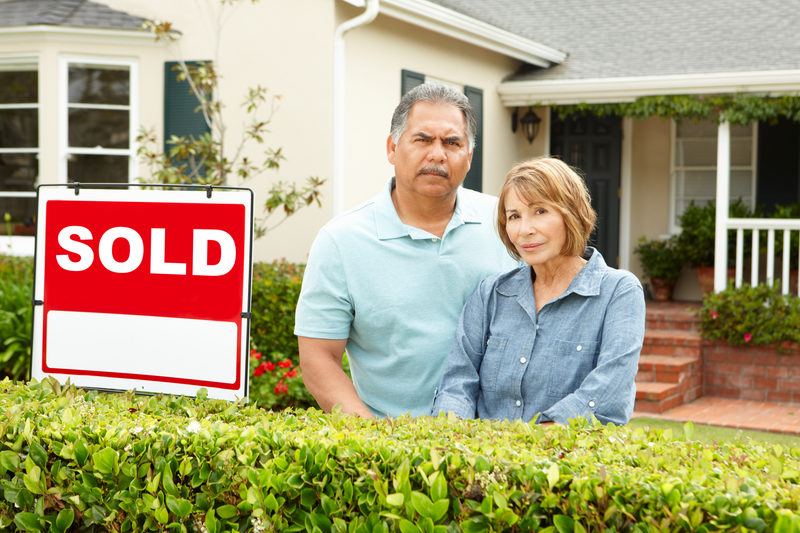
{"left": 374, "top": 178, "right": 482, "bottom": 240}
{"left": 496, "top": 247, "right": 607, "bottom": 303}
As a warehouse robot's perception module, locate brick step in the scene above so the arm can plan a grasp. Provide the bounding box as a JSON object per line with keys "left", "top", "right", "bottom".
{"left": 642, "top": 329, "right": 702, "bottom": 356}
{"left": 645, "top": 303, "right": 701, "bottom": 332}
{"left": 636, "top": 354, "right": 701, "bottom": 383}
{"left": 635, "top": 379, "right": 703, "bottom": 414}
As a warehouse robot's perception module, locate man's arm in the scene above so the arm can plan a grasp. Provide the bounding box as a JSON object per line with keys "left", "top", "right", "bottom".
{"left": 298, "top": 337, "right": 374, "bottom": 418}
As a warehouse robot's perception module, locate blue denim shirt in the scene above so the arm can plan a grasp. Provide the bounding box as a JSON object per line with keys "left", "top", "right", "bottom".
{"left": 432, "top": 248, "right": 645, "bottom": 424}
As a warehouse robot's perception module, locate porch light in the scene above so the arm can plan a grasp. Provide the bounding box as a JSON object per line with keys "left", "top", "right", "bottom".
{"left": 519, "top": 108, "right": 541, "bottom": 144}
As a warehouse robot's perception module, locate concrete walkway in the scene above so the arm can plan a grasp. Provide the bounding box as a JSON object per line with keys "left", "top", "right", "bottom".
{"left": 634, "top": 396, "right": 800, "bottom": 435}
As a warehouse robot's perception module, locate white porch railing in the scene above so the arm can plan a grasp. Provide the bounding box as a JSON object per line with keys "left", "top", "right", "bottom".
{"left": 726, "top": 218, "right": 800, "bottom": 295}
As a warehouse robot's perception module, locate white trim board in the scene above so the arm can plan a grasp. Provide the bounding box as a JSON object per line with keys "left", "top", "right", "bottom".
{"left": 499, "top": 70, "right": 800, "bottom": 106}
{"left": 0, "top": 25, "right": 155, "bottom": 41}
{"left": 340, "top": 0, "right": 565, "bottom": 67}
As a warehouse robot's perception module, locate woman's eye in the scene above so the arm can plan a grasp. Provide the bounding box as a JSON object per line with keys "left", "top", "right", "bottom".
{"left": 535, "top": 208, "right": 547, "bottom": 215}
{"left": 507, "top": 213, "right": 519, "bottom": 221}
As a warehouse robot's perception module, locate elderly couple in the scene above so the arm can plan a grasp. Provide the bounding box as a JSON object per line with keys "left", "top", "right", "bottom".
{"left": 295, "top": 84, "right": 645, "bottom": 424}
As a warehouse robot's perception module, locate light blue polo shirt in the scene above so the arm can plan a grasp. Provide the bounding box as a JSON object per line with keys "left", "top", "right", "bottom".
{"left": 294, "top": 178, "right": 518, "bottom": 417}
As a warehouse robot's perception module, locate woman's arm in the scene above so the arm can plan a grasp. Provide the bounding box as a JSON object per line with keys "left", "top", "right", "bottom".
{"left": 431, "top": 281, "right": 491, "bottom": 419}
{"left": 543, "top": 275, "right": 645, "bottom": 424}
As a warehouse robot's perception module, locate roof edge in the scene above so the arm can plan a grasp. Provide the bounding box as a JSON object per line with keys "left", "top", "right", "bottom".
{"left": 0, "top": 24, "right": 156, "bottom": 40}
{"left": 341, "top": 0, "right": 565, "bottom": 67}
{"left": 498, "top": 69, "right": 800, "bottom": 106}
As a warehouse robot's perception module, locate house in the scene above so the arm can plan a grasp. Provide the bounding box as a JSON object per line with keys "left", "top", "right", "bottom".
{"left": 2, "top": 0, "right": 799, "bottom": 300}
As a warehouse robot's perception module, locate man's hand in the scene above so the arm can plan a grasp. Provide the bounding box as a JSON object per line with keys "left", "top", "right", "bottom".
{"left": 298, "top": 337, "right": 374, "bottom": 418}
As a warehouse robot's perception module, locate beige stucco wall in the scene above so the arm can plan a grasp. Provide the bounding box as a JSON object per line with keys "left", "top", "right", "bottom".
{"left": 339, "top": 3, "right": 527, "bottom": 209}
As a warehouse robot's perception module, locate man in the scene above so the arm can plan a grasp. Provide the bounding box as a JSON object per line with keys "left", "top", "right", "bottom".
{"left": 295, "top": 83, "right": 517, "bottom": 418}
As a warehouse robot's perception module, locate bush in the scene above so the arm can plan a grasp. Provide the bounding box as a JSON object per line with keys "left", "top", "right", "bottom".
{"left": 1, "top": 379, "right": 799, "bottom": 532}
{"left": 634, "top": 236, "right": 684, "bottom": 283}
{"left": 701, "top": 283, "right": 800, "bottom": 345}
{"left": 677, "top": 200, "right": 752, "bottom": 268}
{"left": 0, "top": 255, "right": 32, "bottom": 381}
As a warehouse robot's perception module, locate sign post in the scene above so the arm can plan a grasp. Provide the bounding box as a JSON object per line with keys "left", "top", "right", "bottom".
{"left": 31, "top": 184, "right": 253, "bottom": 401}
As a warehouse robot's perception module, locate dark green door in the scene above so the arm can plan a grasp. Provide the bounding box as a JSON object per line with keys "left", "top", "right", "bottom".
{"left": 550, "top": 114, "right": 622, "bottom": 267}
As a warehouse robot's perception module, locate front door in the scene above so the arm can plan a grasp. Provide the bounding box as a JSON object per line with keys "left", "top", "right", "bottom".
{"left": 550, "top": 113, "right": 622, "bottom": 267}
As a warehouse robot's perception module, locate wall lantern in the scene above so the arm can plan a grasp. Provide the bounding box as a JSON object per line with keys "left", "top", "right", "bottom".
{"left": 518, "top": 107, "right": 541, "bottom": 144}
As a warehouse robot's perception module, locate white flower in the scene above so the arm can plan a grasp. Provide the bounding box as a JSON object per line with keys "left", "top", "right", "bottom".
{"left": 186, "top": 420, "right": 202, "bottom": 434}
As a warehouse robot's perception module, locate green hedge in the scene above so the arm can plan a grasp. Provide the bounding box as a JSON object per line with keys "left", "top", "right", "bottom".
{"left": 1, "top": 379, "right": 799, "bottom": 532}
{"left": 0, "top": 256, "right": 32, "bottom": 381}
{"left": 701, "top": 284, "right": 800, "bottom": 346}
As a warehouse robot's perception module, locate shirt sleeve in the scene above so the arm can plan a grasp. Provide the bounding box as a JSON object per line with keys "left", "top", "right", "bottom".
{"left": 431, "top": 279, "right": 490, "bottom": 419}
{"left": 543, "top": 275, "right": 645, "bottom": 425}
{"left": 294, "top": 228, "right": 353, "bottom": 339}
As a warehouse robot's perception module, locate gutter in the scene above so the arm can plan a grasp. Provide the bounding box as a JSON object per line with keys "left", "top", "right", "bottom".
{"left": 333, "top": 0, "right": 379, "bottom": 216}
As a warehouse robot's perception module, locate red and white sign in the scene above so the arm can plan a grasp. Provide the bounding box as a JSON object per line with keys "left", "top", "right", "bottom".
{"left": 31, "top": 186, "right": 253, "bottom": 401}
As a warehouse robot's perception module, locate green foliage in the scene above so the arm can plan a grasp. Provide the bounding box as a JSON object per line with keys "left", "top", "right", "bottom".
{"left": 0, "top": 256, "right": 32, "bottom": 381}
{"left": 138, "top": 6, "right": 324, "bottom": 239}
{"left": 554, "top": 93, "right": 800, "bottom": 125}
{"left": 248, "top": 351, "right": 312, "bottom": 410}
{"left": 677, "top": 200, "right": 753, "bottom": 267}
{"left": 634, "top": 236, "right": 684, "bottom": 283}
{"left": 701, "top": 283, "right": 800, "bottom": 346}
{"left": 1, "top": 379, "right": 799, "bottom": 531}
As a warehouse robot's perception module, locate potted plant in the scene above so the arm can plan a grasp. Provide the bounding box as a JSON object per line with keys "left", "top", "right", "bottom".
{"left": 677, "top": 200, "right": 751, "bottom": 294}
{"left": 634, "top": 236, "right": 684, "bottom": 301}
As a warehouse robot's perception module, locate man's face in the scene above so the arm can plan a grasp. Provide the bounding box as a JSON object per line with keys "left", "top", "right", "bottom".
{"left": 386, "top": 101, "right": 473, "bottom": 200}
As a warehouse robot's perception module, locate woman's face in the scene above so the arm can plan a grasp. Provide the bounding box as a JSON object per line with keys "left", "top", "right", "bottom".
{"left": 504, "top": 187, "right": 568, "bottom": 267}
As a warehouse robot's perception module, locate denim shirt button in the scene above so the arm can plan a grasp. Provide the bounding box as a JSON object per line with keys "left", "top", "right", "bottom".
{"left": 519, "top": 357, "right": 527, "bottom": 364}
{"left": 515, "top": 400, "right": 521, "bottom": 407}
{"left": 576, "top": 345, "right": 583, "bottom": 352}
{"left": 588, "top": 400, "right": 596, "bottom": 408}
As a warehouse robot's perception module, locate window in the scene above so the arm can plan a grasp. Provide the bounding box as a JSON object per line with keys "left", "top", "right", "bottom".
{"left": 400, "top": 70, "right": 483, "bottom": 192}
{"left": 672, "top": 119, "right": 756, "bottom": 226}
{"left": 61, "top": 59, "right": 136, "bottom": 185}
{"left": 0, "top": 61, "right": 38, "bottom": 237}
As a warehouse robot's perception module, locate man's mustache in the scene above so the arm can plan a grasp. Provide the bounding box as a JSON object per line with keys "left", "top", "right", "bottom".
{"left": 417, "top": 166, "right": 449, "bottom": 178}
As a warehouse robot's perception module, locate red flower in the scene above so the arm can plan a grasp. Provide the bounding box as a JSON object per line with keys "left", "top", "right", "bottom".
{"left": 250, "top": 349, "right": 262, "bottom": 360}
{"left": 284, "top": 369, "right": 297, "bottom": 379}
{"left": 264, "top": 361, "right": 276, "bottom": 372}
{"left": 254, "top": 364, "right": 266, "bottom": 377}
{"left": 278, "top": 359, "right": 292, "bottom": 369}
{"left": 744, "top": 332, "right": 753, "bottom": 343}
{"left": 254, "top": 361, "right": 275, "bottom": 376}
{"left": 710, "top": 310, "right": 719, "bottom": 320}
{"left": 274, "top": 382, "right": 288, "bottom": 395}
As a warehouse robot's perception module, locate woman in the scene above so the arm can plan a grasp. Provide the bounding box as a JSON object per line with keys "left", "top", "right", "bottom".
{"left": 432, "top": 157, "right": 645, "bottom": 424}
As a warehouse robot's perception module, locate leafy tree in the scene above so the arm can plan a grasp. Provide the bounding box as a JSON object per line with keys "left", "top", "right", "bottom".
{"left": 136, "top": 1, "right": 323, "bottom": 238}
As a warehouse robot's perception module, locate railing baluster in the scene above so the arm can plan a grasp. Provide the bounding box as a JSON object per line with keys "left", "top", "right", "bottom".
{"left": 782, "top": 229, "right": 791, "bottom": 295}
{"left": 767, "top": 229, "right": 775, "bottom": 287}
{"left": 751, "top": 229, "right": 759, "bottom": 286}
{"left": 735, "top": 228, "right": 743, "bottom": 288}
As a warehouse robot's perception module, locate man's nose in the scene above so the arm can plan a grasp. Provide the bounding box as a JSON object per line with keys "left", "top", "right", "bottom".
{"left": 426, "top": 140, "right": 446, "bottom": 162}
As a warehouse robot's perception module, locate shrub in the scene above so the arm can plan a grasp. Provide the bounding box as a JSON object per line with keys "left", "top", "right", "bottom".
{"left": 0, "top": 255, "right": 33, "bottom": 380}
{"left": 677, "top": 200, "right": 752, "bottom": 268}
{"left": 1, "top": 379, "right": 799, "bottom": 532}
{"left": 701, "top": 283, "right": 800, "bottom": 345}
{"left": 248, "top": 348, "right": 312, "bottom": 410}
{"left": 634, "top": 236, "right": 684, "bottom": 283}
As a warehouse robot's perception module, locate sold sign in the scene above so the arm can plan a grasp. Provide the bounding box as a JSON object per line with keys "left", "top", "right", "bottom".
{"left": 31, "top": 186, "right": 253, "bottom": 401}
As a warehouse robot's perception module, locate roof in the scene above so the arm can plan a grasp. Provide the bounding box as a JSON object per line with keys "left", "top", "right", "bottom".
{"left": 0, "top": 0, "right": 147, "bottom": 31}
{"left": 427, "top": 0, "right": 800, "bottom": 81}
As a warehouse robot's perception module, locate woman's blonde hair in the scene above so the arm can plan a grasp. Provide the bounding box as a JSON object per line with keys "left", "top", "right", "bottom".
{"left": 497, "top": 157, "right": 597, "bottom": 260}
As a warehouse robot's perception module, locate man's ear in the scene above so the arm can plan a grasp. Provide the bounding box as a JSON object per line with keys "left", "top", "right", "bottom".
{"left": 466, "top": 148, "right": 473, "bottom": 172}
{"left": 386, "top": 134, "right": 397, "bottom": 165}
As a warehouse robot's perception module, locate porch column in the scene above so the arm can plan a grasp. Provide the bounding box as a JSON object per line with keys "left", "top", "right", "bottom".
{"left": 713, "top": 120, "right": 731, "bottom": 292}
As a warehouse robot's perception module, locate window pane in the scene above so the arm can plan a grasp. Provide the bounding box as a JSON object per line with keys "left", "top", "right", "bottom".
{"left": 0, "top": 197, "right": 36, "bottom": 236}
{"left": 0, "top": 109, "right": 38, "bottom": 148}
{"left": 0, "top": 154, "right": 37, "bottom": 191}
{"left": 67, "top": 154, "right": 128, "bottom": 184}
{"left": 731, "top": 138, "right": 753, "bottom": 166}
{"left": 676, "top": 138, "right": 716, "bottom": 166}
{"left": 68, "top": 65, "right": 129, "bottom": 105}
{"left": 677, "top": 120, "right": 717, "bottom": 137}
{"left": 0, "top": 69, "right": 37, "bottom": 104}
{"left": 68, "top": 109, "right": 129, "bottom": 148}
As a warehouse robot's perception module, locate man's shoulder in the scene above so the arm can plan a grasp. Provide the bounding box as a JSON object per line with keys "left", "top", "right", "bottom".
{"left": 459, "top": 187, "right": 499, "bottom": 210}
{"left": 318, "top": 196, "right": 380, "bottom": 240}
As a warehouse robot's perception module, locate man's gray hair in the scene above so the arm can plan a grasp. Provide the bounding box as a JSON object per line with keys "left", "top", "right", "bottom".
{"left": 390, "top": 83, "right": 477, "bottom": 150}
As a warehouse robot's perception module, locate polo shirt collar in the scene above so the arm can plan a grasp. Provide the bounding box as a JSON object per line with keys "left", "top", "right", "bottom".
{"left": 497, "top": 247, "right": 606, "bottom": 300}
{"left": 374, "top": 177, "right": 482, "bottom": 240}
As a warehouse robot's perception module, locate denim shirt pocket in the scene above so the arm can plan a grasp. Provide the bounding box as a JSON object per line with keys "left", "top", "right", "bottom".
{"left": 546, "top": 339, "right": 599, "bottom": 398}
{"left": 480, "top": 336, "right": 508, "bottom": 392}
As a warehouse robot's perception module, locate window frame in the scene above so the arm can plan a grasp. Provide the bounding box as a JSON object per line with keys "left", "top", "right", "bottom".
{"left": 58, "top": 56, "right": 138, "bottom": 185}
{"left": 669, "top": 118, "right": 758, "bottom": 233}
{"left": 0, "top": 57, "right": 40, "bottom": 251}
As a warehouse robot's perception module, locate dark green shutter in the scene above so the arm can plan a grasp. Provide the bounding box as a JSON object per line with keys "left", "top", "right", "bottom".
{"left": 163, "top": 61, "right": 211, "bottom": 152}
{"left": 463, "top": 85, "right": 483, "bottom": 192}
{"left": 401, "top": 69, "right": 425, "bottom": 96}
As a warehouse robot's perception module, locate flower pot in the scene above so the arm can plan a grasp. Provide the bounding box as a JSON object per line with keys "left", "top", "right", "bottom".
{"left": 696, "top": 266, "right": 735, "bottom": 294}
{"left": 649, "top": 277, "right": 675, "bottom": 302}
